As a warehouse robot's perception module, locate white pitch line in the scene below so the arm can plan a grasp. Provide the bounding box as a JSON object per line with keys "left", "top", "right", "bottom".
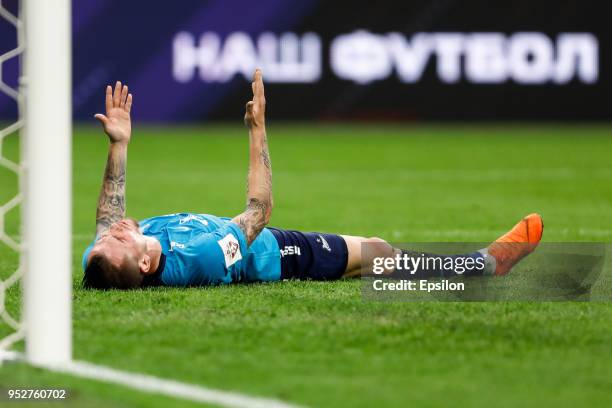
{"left": 0, "top": 351, "right": 302, "bottom": 408}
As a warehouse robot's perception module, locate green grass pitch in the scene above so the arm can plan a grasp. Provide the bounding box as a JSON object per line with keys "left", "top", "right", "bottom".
{"left": 0, "top": 123, "right": 611, "bottom": 407}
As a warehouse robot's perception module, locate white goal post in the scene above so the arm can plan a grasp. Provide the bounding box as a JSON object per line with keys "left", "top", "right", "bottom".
{"left": 23, "top": 0, "right": 72, "bottom": 364}
{"left": 0, "top": 0, "right": 72, "bottom": 364}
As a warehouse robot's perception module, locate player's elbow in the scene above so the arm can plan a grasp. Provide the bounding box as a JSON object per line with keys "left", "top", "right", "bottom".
{"left": 255, "top": 196, "right": 272, "bottom": 226}
{"left": 258, "top": 205, "right": 271, "bottom": 228}
{"left": 244, "top": 197, "right": 272, "bottom": 230}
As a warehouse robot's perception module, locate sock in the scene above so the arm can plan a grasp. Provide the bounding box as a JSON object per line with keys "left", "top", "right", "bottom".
{"left": 478, "top": 247, "right": 497, "bottom": 276}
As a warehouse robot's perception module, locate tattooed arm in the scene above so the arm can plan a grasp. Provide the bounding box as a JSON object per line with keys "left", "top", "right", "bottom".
{"left": 95, "top": 144, "right": 127, "bottom": 234}
{"left": 93, "top": 81, "right": 133, "bottom": 235}
{"left": 232, "top": 70, "right": 273, "bottom": 245}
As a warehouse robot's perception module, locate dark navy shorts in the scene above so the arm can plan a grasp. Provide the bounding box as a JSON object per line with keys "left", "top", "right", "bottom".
{"left": 268, "top": 228, "right": 349, "bottom": 281}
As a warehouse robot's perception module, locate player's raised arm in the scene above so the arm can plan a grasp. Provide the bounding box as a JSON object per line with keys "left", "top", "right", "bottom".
{"left": 93, "top": 81, "right": 133, "bottom": 235}
{"left": 232, "top": 69, "right": 273, "bottom": 245}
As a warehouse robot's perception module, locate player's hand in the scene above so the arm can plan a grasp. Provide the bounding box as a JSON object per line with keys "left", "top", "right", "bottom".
{"left": 94, "top": 81, "right": 133, "bottom": 145}
{"left": 244, "top": 69, "right": 265, "bottom": 129}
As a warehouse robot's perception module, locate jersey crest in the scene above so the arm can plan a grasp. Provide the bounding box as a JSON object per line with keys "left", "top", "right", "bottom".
{"left": 217, "top": 233, "right": 242, "bottom": 267}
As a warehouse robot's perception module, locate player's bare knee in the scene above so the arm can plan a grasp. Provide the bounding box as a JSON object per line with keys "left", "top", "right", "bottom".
{"left": 367, "top": 237, "right": 394, "bottom": 257}
{"left": 368, "top": 236, "right": 386, "bottom": 243}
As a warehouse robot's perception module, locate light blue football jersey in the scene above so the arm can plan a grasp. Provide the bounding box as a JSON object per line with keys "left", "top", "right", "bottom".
{"left": 82, "top": 213, "right": 281, "bottom": 286}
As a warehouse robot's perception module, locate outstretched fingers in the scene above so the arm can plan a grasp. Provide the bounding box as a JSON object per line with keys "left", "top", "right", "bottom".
{"left": 106, "top": 81, "right": 131, "bottom": 112}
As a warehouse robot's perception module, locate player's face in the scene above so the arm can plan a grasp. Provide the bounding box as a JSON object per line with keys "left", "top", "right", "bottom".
{"left": 90, "top": 219, "right": 147, "bottom": 269}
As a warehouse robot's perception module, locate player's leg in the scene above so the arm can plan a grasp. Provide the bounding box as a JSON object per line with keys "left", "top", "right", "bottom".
{"left": 270, "top": 213, "right": 543, "bottom": 281}
{"left": 340, "top": 234, "right": 489, "bottom": 279}
{"left": 340, "top": 213, "right": 544, "bottom": 278}
{"left": 339, "top": 235, "right": 399, "bottom": 278}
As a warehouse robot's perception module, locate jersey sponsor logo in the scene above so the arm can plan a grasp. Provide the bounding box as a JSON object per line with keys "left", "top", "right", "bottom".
{"left": 280, "top": 245, "right": 301, "bottom": 257}
{"left": 170, "top": 241, "right": 185, "bottom": 251}
{"left": 316, "top": 235, "right": 332, "bottom": 252}
{"left": 217, "top": 233, "right": 242, "bottom": 267}
{"left": 179, "top": 214, "right": 209, "bottom": 226}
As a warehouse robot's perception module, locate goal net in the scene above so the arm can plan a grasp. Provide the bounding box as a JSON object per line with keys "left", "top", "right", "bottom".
{"left": 0, "top": 0, "right": 25, "bottom": 354}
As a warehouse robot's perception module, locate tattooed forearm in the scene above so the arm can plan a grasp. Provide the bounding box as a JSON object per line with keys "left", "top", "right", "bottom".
{"left": 233, "top": 129, "right": 273, "bottom": 245}
{"left": 96, "top": 144, "right": 127, "bottom": 234}
{"left": 236, "top": 198, "right": 270, "bottom": 245}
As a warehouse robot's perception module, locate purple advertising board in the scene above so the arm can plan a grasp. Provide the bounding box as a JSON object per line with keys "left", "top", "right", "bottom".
{"left": 0, "top": 0, "right": 610, "bottom": 121}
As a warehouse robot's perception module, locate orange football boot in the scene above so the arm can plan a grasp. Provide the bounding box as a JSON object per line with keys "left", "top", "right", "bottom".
{"left": 487, "top": 213, "right": 544, "bottom": 276}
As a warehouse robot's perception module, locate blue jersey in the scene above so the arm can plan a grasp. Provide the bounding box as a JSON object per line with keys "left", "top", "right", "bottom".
{"left": 82, "top": 213, "right": 282, "bottom": 286}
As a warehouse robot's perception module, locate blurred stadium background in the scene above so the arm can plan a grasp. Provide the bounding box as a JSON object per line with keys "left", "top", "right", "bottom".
{"left": 2, "top": 0, "right": 609, "bottom": 122}
{"left": 1, "top": 0, "right": 611, "bottom": 407}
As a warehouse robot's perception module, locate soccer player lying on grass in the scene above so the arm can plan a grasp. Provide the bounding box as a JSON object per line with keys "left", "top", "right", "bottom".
{"left": 82, "top": 70, "right": 544, "bottom": 289}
